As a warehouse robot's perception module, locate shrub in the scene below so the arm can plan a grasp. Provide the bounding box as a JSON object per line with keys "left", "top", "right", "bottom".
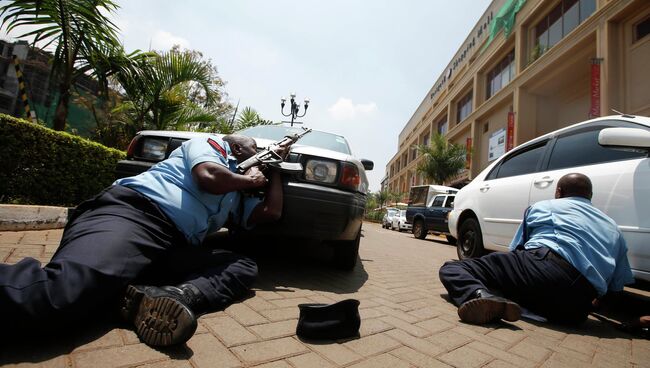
{"left": 0, "top": 114, "right": 125, "bottom": 206}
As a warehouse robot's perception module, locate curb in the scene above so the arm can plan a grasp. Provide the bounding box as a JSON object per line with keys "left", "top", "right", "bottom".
{"left": 0, "top": 205, "right": 71, "bottom": 231}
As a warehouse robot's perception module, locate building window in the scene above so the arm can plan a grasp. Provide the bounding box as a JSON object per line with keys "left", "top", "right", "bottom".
{"left": 423, "top": 133, "right": 430, "bottom": 147}
{"left": 486, "top": 50, "right": 515, "bottom": 99}
{"left": 456, "top": 92, "right": 473, "bottom": 123}
{"left": 437, "top": 118, "right": 448, "bottom": 135}
{"left": 533, "top": 0, "right": 595, "bottom": 59}
{"left": 635, "top": 16, "right": 650, "bottom": 43}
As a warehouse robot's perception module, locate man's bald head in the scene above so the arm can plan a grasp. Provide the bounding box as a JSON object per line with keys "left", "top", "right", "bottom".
{"left": 223, "top": 134, "right": 257, "bottom": 163}
{"left": 555, "top": 173, "right": 593, "bottom": 200}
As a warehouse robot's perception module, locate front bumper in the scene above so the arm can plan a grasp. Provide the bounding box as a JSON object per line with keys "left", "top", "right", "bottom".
{"left": 448, "top": 209, "right": 461, "bottom": 239}
{"left": 250, "top": 181, "right": 366, "bottom": 241}
{"left": 399, "top": 222, "right": 412, "bottom": 231}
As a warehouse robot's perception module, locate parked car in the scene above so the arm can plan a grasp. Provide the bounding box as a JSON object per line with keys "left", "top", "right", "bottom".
{"left": 382, "top": 207, "right": 399, "bottom": 229}
{"left": 115, "top": 125, "right": 374, "bottom": 270}
{"left": 405, "top": 185, "right": 458, "bottom": 244}
{"left": 391, "top": 210, "right": 412, "bottom": 232}
{"left": 448, "top": 114, "right": 650, "bottom": 282}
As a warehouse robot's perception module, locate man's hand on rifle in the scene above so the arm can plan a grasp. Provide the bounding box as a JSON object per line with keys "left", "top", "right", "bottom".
{"left": 272, "top": 140, "right": 293, "bottom": 160}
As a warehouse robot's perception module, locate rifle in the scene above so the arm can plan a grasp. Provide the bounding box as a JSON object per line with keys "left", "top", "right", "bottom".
{"left": 237, "top": 127, "right": 312, "bottom": 174}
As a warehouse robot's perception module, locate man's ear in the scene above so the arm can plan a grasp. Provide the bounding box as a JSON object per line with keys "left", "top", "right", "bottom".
{"left": 230, "top": 143, "right": 242, "bottom": 155}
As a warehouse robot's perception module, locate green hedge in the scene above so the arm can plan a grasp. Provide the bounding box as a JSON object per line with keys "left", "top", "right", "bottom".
{"left": 0, "top": 114, "right": 125, "bottom": 206}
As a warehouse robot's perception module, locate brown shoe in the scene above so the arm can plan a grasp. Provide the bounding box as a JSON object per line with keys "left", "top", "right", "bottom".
{"left": 458, "top": 289, "right": 521, "bottom": 324}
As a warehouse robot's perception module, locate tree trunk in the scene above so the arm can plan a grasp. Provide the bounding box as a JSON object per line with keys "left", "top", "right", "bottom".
{"left": 53, "top": 86, "right": 71, "bottom": 131}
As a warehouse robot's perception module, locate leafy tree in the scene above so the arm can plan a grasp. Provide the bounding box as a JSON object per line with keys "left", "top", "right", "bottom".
{"left": 376, "top": 190, "right": 390, "bottom": 208}
{"left": 416, "top": 133, "right": 467, "bottom": 185}
{"left": 0, "top": 0, "right": 126, "bottom": 131}
{"left": 235, "top": 106, "right": 273, "bottom": 130}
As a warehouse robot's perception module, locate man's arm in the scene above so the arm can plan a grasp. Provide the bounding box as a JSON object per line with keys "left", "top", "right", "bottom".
{"left": 192, "top": 163, "right": 267, "bottom": 195}
{"left": 247, "top": 170, "right": 283, "bottom": 225}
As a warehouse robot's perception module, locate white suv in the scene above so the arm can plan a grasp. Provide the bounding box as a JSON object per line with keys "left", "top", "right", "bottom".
{"left": 448, "top": 115, "right": 650, "bottom": 282}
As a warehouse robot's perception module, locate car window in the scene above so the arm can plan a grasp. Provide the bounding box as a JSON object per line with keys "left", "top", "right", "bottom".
{"left": 431, "top": 196, "right": 445, "bottom": 207}
{"left": 494, "top": 142, "right": 548, "bottom": 179}
{"left": 444, "top": 196, "right": 455, "bottom": 208}
{"left": 400, "top": 210, "right": 406, "bottom": 217}
{"left": 547, "top": 127, "right": 647, "bottom": 171}
{"left": 239, "top": 126, "right": 351, "bottom": 155}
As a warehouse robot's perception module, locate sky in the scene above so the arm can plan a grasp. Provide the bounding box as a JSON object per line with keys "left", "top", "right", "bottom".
{"left": 2, "top": 0, "right": 492, "bottom": 192}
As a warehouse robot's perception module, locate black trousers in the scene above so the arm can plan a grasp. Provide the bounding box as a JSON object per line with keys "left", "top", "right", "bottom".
{"left": 0, "top": 185, "right": 258, "bottom": 330}
{"left": 439, "top": 247, "right": 597, "bottom": 324}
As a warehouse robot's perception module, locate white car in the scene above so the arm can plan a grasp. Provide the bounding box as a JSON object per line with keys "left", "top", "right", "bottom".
{"left": 382, "top": 208, "right": 399, "bottom": 229}
{"left": 448, "top": 114, "right": 650, "bottom": 282}
{"left": 391, "top": 210, "right": 412, "bottom": 232}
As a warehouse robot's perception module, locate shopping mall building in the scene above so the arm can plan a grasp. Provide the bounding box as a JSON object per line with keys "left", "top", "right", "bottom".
{"left": 383, "top": 0, "right": 650, "bottom": 195}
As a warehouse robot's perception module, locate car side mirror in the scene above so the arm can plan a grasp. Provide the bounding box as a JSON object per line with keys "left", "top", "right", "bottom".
{"left": 599, "top": 127, "right": 650, "bottom": 149}
{"left": 361, "top": 159, "right": 374, "bottom": 171}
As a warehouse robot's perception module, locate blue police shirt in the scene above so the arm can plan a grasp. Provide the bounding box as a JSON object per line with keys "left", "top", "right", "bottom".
{"left": 114, "top": 136, "right": 262, "bottom": 246}
{"left": 509, "top": 197, "right": 634, "bottom": 296}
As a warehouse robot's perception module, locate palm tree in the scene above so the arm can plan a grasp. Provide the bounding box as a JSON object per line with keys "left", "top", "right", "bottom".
{"left": 114, "top": 48, "right": 222, "bottom": 132}
{"left": 416, "top": 133, "right": 468, "bottom": 184}
{"left": 235, "top": 106, "right": 273, "bottom": 130}
{"left": 0, "top": 0, "right": 124, "bottom": 131}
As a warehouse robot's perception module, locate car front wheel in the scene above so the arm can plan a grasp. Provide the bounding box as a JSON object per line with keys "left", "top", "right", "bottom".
{"left": 332, "top": 230, "right": 360, "bottom": 270}
{"left": 457, "top": 218, "right": 484, "bottom": 259}
{"left": 413, "top": 219, "right": 427, "bottom": 239}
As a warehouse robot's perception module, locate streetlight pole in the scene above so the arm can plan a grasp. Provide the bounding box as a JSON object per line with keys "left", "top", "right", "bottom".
{"left": 281, "top": 93, "right": 309, "bottom": 127}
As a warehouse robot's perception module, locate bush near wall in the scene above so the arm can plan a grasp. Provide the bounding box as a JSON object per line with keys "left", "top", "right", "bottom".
{"left": 0, "top": 114, "right": 125, "bottom": 207}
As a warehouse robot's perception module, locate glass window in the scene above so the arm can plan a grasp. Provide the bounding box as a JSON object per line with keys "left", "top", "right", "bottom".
{"left": 563, "top": 0, "right": 580, "bottom": 35}
{"left": 431, "top": 196, "right": 445, "bottom": 207}
{"left": 580, "top": 0, "right": 596, "bottom": 23}
{"left": 548, "top": 6, "right": 563, "bottom": 47}
{"left": 496, "top": 143, "right": 548, "bottom": 179}
{"left": 547, "top": 128, "right": 646, "bottom": 170}
{"left": 239, "top": 125, "right": 351, "bottom": 155}
{"left": 487, "top": 50, "right": 515, "bottom": 99}
{"left": 423, "top": 133, "right": 430, "bottom": 147}
{"left": 438, "top": 119, "right": 448, "bottom": 135}
{"left": 444, "top": 196, "right": 455, "bottom": 208}
{"left": 635, "top": 16, "right": 650, "bottom": 42}
{"left": 457, "top": 92, "right": 473, "bottom": 123}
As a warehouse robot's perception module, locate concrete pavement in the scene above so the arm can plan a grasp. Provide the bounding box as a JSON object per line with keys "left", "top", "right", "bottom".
{"left": 0, "top": 223, "right": 649, "bottom": 367}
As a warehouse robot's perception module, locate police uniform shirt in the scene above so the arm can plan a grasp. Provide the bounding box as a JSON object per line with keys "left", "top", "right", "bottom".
{"left": 115, "top": 136, "right": 262, "bottom": 246}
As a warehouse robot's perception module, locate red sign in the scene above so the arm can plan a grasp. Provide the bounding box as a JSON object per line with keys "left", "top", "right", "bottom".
{"left": 506, "top": 111, "right": 515, "bottom": 152}
{"left": 465, "top": 137, "right": 472, "bottom": 169}
{"left": 590, "top": 59, "right": 601, "bottom": 118}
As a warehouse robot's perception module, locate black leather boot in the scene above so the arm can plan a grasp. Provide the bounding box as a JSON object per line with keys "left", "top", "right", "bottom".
{"left": 458, "top": 289, "right": 521, "bottom": 325}
{"left": 120, "top": 284, "right": 203, "bottom": 347}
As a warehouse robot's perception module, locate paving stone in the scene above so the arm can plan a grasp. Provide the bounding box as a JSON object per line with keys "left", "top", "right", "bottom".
{"left": 390, "top": 346, "right": 452, "bottom": 368}
{"left": 386, "top": 329, "right": 445, "bottom": 357}
{"left": 449, "top": 326, "right": 510, "bottom": 350}
{"left": 0, "top": 248, "right": 12, "bottom": 262}
{"left": 346, "top": 353, "right": 412, "bottom": 368}
{"left": 374, "top": 305, "right": 419, "bottom": 323}
{"left": 225, "top": 303, "right": 268, "bottom": 326}
{"left": 359, "top": 307, "right": 385, "bottom": 320}
{"left": 202, "top": 315, "right": 258, "bottom": 347}
{"left": 72, "top": 343, "right": 167, "bottom": 368}
{"left": 438, "top": 345, "right": 493, "bottom": 368}
{"left": 305, "top": 342, "right": 363, "bottom": 366}
{"left": 467, "top": 341, "right": 535, "bottom": 368}
{"left": 371, "top": 297, "right": 411, "bottom": 312}
{"left": 0, "top": 231, "right": 24, "bottom": 244}
{"left": 343, "top": 333, "right": 401, "bottom": 357}
{"left": 270, "top": 297, "right": 315, "bottom": 308}
{"left": 359, "top": 318, "right": 393, "bottom": 337}
{"left": 136, "top": 360, "right": 194, "bottom": 368}
{"left": 306, "top": 294, "right": 339, "bottom": 304}
{"left": 249, "top": 319, "right": 297, "bottom": 340}
{"left": 540, "top": 352, "right": 594, "bottom": 368}
{"left": 408, "top": 306, "right": 444, "bottom": 321}
{"left": 380, "top": 315, "right": 431, "bottom": 337}
{"left": 485, "top": 328, "right": 526, "bottom": 345}
{"left": 286, "top": 352, "right": 335, "bottom": 368}
{"left": 231, "top": 337, "right": 308, "bottom": 365}
{"left": 71, "top": 329, "right": 123, "bottom": 353}
{"left": 250, "top": 361, "right": 292, "bottom": 368}
{"left": 258, "top": 307, "right": 299, "bottom": 322}
{"left": 508, "top": 339, "right": 552, "bottom": 363}
{"left": 415, "top": 317, "right": 455, "bottom": 334}
{"left": 484, "top": 360, "right": 519, "bottom": 368}
{"left": 118, "top": 328, "right": 141, "bottom": 345}
{"left": 186, "top": 333, "right": 241, "bottom": 368}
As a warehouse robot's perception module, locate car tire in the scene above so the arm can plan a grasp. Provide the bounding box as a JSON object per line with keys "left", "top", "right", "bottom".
{"left": 457, "top": 218, "right": 484, "bottom": 259}
{"left": 446, "top": 235, "right": 457, "bottom": 245}
{"left": 413, "top": 219, "right": 427, "bottom": 239}
{"left": 332, "top": 230, "right": 360, "bottom": 271}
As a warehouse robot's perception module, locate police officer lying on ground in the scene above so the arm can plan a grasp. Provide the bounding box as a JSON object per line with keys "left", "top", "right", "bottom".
{"left": 0, "top": 134, "right": 290, "bottom": 346}
{"left": 439, "top": 173, "right": 635, "bottom": 325}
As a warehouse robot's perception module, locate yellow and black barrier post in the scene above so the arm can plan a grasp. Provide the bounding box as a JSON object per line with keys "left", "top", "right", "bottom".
{"left": 12, "top": 55, "right": 37, "bottom": 123}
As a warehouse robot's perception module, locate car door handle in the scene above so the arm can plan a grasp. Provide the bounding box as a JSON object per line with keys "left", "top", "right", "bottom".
{"left": 479, "top": 184, "right": 490, "bottom": 192}
{"left": 534, "top": 176, "right": 554, "bottom": 185}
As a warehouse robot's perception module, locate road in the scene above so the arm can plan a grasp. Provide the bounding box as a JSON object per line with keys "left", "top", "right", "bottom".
{"left": 0, "top": 223, "right": 649, "bottom": 367}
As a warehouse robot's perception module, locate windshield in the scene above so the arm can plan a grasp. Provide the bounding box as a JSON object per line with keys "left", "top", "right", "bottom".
{"left": 387, "top": 209, "right": 398, "bottom": 216}
{"left": 400, "top": 210, "right": 406, "bottom": 217}
{"left": 238, "top": 125, "right": 351, "bottom": 155}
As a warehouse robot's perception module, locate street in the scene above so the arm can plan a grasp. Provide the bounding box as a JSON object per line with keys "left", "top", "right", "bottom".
{"left": 0, "top": 223, "right": 649, "bottom": 367}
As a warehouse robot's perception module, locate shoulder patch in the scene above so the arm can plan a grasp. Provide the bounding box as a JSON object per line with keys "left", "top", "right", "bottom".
{"left": 207, "top": 138, "right": 227, "bottom": 159}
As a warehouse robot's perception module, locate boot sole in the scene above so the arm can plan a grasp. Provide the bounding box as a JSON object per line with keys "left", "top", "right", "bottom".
{"left": 458, "top": 298, "right": 521, "bottom": 324}
{"left": 122, "top": 285, "right": 197, "bottom": 346}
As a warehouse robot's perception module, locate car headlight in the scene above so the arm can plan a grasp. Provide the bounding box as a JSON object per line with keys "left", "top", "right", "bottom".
{"left": 141, "top": 138, "right": 168, "bottom": 161}
{"left": 305, "top": 159, "right": 337, "bottom": 183}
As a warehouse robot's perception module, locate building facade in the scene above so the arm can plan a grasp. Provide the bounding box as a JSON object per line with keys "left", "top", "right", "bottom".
{"left": 385, "top": 0, "right": 650, "bottom": 197}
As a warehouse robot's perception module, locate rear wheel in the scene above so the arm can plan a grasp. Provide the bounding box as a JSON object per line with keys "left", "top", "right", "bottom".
{"left": 413, "top": 219, "right": 427, "bottom": 239}
{"left": 457, "top": 218, "right": 484, "bottom": 259}
{"left": 332, "top": 230, "right": 360, "bottom": 270}
{"left": 446, "top": 235, "right": 457, "bottom": 245}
